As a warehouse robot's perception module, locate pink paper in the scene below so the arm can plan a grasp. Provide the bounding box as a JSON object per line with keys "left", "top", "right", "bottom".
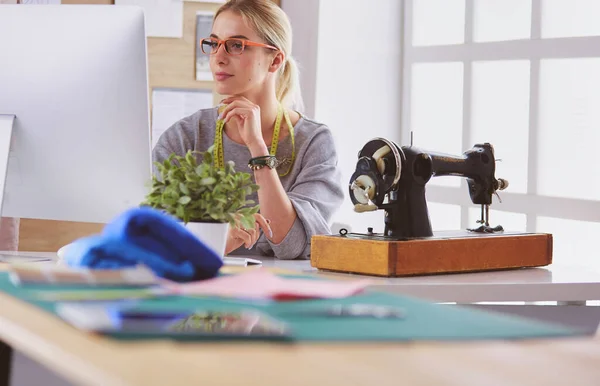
{"left": 164, "top": 269, "right": 370, "bottom": 301}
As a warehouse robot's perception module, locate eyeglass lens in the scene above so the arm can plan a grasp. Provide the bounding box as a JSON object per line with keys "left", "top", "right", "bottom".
{"left": 201, "top": 39, "right": 244, "bottom": 55}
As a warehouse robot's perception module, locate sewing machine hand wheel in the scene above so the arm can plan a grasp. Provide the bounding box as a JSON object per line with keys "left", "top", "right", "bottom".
{"left": 349, "top": 138, "right": 403, "bottom": 208}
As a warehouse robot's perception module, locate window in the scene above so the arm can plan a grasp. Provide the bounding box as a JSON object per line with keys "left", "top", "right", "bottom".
{"left": 402, "top": 0, "right": 600, "bottom": 268}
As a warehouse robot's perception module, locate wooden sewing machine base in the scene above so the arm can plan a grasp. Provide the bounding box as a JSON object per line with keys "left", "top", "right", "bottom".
{"left": 310, "top": 231, "right": 552, "bottom": 277}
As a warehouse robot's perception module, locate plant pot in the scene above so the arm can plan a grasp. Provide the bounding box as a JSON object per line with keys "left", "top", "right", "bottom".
{"left": 184, "top": 221, "right": 229, "bottom": 258}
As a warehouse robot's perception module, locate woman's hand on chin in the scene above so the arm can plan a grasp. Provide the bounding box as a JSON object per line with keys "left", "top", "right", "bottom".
{"left": 220, "top": 96, "right": 266, "bottom": 154}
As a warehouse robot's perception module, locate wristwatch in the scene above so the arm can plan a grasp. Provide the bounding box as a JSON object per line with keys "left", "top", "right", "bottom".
{"left": 248, "top": 155, "right": 279, "bottom": 171}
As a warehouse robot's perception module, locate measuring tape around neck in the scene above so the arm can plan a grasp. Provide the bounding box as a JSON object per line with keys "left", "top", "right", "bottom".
{"left": 213, "top": 103, "right": 296, "bottom": 177}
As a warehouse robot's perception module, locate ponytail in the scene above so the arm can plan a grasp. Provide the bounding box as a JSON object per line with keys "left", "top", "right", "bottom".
{"left": 277, "top": 56, "right": 304, "bottom": 113}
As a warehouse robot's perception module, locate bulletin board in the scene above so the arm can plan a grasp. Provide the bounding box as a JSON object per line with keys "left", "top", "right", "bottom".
{"left": 17, "top": 0, "right": 280, "bottom": 252}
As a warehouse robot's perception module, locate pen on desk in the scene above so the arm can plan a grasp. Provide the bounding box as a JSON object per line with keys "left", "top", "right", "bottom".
{"left": 277, "top": 304, "right": 405, "bottom": 319}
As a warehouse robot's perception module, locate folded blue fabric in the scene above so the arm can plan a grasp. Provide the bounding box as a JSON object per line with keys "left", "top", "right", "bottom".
{"left": 101, "top": 207, "right": 223, "bottom": 281}
{"left": 63, "top": 207, "right": 223, "bottom": 282}
{"left": 63, "top": 234, "right": 196, "bottom": 281}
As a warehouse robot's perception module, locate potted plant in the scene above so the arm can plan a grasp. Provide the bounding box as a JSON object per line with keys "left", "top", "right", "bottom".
{"left": 141, "top": 146, "right": 259, "bottom": 257}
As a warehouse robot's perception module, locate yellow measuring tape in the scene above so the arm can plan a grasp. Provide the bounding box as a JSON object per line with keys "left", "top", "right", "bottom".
{"left": 213, "top": 103, "right": 296, "bottom": 177}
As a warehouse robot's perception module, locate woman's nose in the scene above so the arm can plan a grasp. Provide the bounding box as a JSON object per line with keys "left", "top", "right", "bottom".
{"left": 213, "top": 47, "right": 228, "bottom": 65}
{"left": 214, "top": 42, "right": 228, "bottom": 57}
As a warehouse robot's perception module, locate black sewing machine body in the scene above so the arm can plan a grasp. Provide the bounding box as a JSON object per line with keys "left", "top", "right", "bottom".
{"left": 310, "top": 138, "right": 551, "bottom": 277}
{"left": 348, "top": 138, "right": 509, "bottom": 240}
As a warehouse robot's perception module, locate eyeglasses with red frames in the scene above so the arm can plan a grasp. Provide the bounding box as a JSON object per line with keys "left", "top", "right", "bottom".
{"left": 199, "top": 37, "right": 279, "bottom": 55}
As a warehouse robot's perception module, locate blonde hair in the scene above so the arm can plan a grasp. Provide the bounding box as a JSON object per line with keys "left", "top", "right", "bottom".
{"left": 215, "top": 0, "right": 304, "bottom": 112}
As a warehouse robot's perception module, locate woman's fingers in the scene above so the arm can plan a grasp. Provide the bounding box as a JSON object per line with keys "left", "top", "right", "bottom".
{"left": 225, "top": 229, "right": 243, "bottom": 255}
{"left": 222, "top": 107, "right": 251, "bottom": 125}
{"left": 232, "top": 226, "right": 253, "bottom": 248}
{"left": 227, "top": 214, "right": 273, "bottom": 251}
{"left": 219, "top": 99, "right": 252, "bottom": 120}
{"left": 254, "top": 213, "right": 273, "bottom": 240}
{"left": 246, "top": 226, "right": 259, "bottom": 248}
{"left": 236, "top": 226, "right": 260, "bottom": 249}
{"left": 249, "top": 222, "right": 260, "bottom": 248}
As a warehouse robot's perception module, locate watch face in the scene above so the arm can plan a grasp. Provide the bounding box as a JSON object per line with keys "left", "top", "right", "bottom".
{"left": 267, "top": 157, "right": 279, "bottom": 168}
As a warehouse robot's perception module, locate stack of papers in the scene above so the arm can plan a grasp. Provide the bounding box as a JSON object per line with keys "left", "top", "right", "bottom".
{"left": 9, "top": 264, "right": 158, "bottom": 287}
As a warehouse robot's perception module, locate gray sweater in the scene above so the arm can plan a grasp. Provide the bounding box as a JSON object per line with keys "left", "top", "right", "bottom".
{"left": 153, "top": 107, "right": 344, "bottom": 260}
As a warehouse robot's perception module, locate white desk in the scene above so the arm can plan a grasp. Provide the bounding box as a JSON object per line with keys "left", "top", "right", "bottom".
{"left": 257, "top": 257, "right": 600, "bottom": 304}
{"left": 4, "top": 251, "right": 600, "bottom": 333}
{"left": 4, "top": 251, "right": 600, "bottom": 304}
{"left": 255, "top": 257, "right": 600, "bottom": 334}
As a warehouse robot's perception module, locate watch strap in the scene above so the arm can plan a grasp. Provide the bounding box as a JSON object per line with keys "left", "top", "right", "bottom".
{"left": 248, "top": 155, "right": 279, "bottom": 170}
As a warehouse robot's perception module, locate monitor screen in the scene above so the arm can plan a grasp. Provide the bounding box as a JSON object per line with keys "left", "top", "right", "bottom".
{"left": 0, "top": 5, "right": 152, "bottom": 224}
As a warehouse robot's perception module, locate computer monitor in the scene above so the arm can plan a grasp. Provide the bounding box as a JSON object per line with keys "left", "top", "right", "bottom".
{"left": 0, "top": 5, "right": 152, "bottom": 224}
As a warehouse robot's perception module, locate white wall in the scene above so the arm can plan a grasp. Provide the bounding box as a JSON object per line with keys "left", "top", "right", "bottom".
{"left": 281, "top": 0, "right": 320, "bottom": 118}
{"left": 283, "top": 0, "right": 404, "bottom": 233}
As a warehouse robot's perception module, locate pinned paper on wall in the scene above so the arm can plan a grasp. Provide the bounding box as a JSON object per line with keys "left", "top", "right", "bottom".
{"left": 115, "top": 0, "right": 183, "bottom": 38}
{"left": 151, "top": 88, "right": 214, "bottom": 147}
{"left": 195, "top": 11, "right": 215, "bottom": 81}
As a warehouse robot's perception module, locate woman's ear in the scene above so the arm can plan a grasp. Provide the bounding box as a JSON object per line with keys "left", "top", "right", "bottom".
{"left": 268, "top": 51, "right": 285, "bottom": 73}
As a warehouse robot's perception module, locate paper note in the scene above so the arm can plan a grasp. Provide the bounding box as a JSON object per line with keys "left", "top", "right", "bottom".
{"left": 116, "top": 0, "right": 183, "bottom": 38}
{"left": 19, "top": 0, "right": 60, "bottom": 4}
{"left": 151, "top": 88, "right": 213, "bottom": 147}
{"left": 0, "top": 254, "right": 52, "bottom": 264}
{"left": 165, "top": 269, "right": 371, "bottom": 301}
{"left": 9, "top": 264, "right": 158, "bottom": 287}
{"left": 35, "top": 288, "right": 163, "bottom": 302}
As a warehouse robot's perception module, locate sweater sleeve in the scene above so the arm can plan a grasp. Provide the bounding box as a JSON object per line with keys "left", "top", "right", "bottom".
{"left": 151, "top": 116, "right": 198, "bottom": 176}
{"left": 266, "top": 127, "right": 344, "bottom": 260}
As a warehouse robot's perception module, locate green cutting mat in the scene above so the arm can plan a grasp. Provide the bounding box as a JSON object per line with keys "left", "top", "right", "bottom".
{"left": 0, "top": 272, "right": 581, "bottom": 342}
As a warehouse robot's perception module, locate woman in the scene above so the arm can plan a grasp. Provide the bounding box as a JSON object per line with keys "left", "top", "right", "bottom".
{"left": 153, "top": 0, "right": 344, "bottom": 260}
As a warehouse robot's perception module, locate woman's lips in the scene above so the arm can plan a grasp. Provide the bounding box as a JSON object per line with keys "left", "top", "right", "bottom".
{"left": 215, "top": 72, "right": 233, "bottom": 81}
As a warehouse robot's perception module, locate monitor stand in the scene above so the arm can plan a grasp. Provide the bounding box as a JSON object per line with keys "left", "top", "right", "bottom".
{"left": 0, "top": 115, "right": 15, "bottom": 218}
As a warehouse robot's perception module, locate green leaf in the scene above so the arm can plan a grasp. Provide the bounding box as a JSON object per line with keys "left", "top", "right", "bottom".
{"left": 178, "top": 196, "right": 192, "bottom": 205}
{"left": 185, "top": 151, "right": 196, "bottom": 165}
{"left": 214, "top": 197, "right": 228, "bottom": 204}
{"left": 163, "top": 197, "right": 177, "bottom": 206}
{"left": 203, "top": 150, "right": 212, "bottom": 165}
{"left": 179, "top": 183, "right": 190, "bottom": 195}
{"left": 200, "top": 177, "right": 216, "bottom": 185}
{"left": 240, "top": 216, "right": 255, "bottom": 230}
{"left": 175, "top": 205, "right": 185, "bottom": 219}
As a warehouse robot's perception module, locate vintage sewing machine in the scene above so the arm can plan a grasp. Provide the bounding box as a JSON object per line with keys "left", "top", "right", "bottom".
{"left": 311, "top": 138, "right": 552, "bottom": 277}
